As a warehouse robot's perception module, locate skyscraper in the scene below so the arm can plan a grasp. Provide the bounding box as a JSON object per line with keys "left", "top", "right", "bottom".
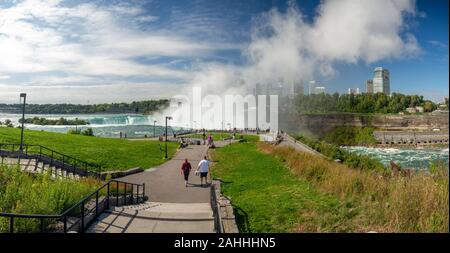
{"left": 365, "top": 79, "right": 373, "bottom": 93}
{"left": 308, "top": 81, "right": 316, "bottom": 95}
{"left": 314, "top": 86, "right": 326, "bottom": 94}
{"left": 372, "top": 67, "right": 390, "bottom": 95}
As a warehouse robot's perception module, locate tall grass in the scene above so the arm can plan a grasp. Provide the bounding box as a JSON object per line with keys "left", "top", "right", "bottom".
{"left": 258, "top": 143, "right": 449, "bottom": 232}
{"left": 0, "top": 165, "right": 102, "bottom": 232}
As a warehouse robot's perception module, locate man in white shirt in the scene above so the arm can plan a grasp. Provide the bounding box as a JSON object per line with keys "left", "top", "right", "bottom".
{"left": 197, "top": 156, "right": 210, "bottom": 187}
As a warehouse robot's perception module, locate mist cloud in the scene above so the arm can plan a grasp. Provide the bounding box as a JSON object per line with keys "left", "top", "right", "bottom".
{"left": 186, "top": 0, "right": 420, "bottom": 97}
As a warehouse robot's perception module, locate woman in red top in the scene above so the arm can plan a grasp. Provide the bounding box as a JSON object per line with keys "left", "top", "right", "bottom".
{"left": 181, "top": 158, "right": 192, "bottom": 187}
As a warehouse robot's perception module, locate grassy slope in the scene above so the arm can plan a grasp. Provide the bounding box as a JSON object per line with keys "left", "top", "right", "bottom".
{"left": 0, "top": 127, "right": 178, "bottom": 171}
{"left": 211, "top": 142, "right": 355, "bottom": 232}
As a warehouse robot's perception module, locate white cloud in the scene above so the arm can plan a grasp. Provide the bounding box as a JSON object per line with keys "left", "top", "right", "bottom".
{"left": 0, "top": 0, "right": 232, "bottom": 83}
{"left": 0, "top": 82, "right": 182, "bottom": 104}
{"left": 0, "top": 0, "right": 423, "bottom": 104}
{"left": 428, "top": 40, "right": 448, "bottom": 49}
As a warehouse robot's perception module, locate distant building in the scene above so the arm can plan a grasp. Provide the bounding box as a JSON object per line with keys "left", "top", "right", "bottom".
{"left": 308, "top": 81, "right": 316, "bottom": 95}
{"left": 415, "top": 106, "right": 424, "bottom": 113}
{"left": 365, "top": 80, "right": 374, "bottom": 93}
{"left": 406, "top": 107, "right": 418, "bottom": 114}
{"left": 347, "top": 88, "right": 360, "bottom": 95}
{"left": 294, "top": 82, "right": 304, "bottom": 96}
{"left": 373, "top": 67, "right": 390, "bottom": 95}
{"left": 314, "top": 86, "right": 326, "bottom": 94}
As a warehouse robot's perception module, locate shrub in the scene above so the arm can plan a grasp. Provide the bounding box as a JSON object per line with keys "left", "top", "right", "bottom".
{"left": 81, "top": 128, "right": 94, "bottom": 136}
{"left": 296, "top": 134, "right": 386, "bottom": 172}
{"left": 323, "top": 126, "right": 378, "bottom": 146}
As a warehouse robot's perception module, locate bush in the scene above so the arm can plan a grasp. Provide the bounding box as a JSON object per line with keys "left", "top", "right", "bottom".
{"left": 81, "top": 128, "right": 94, "bottom": 136}
{"left": 323, "top": 126, "right": 378, "bottom": 146}
{"left": 296, "top": 134, "right": 386, "bottom": 172}
{"left": 67, "top": 127, "right": 93, "bottom": 136}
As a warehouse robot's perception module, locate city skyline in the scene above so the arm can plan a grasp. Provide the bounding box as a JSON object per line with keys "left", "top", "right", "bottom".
{"left": 0, "top": 0, "right": 448, "bottom": 104}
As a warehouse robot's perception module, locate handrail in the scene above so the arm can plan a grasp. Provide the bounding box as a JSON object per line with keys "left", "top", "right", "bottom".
{"left": 0, "top": 179, "right": 146, "bottom": 233}
{"left": 0, "top": 143, "right": 102, "bottom": 175}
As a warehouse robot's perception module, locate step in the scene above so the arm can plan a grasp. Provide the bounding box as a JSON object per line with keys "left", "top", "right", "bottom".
{"left": 110, "top": 202, "right": 214, "bottom": 220}
{"left": 88, "top": 202, "right": 215, "bottom": 233}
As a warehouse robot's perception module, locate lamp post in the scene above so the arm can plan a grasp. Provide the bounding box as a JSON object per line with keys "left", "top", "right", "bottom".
{"left": 19, "top": 93, "right": 26, "bottom": 153}
{"left": 165, "top": 116, "right": 172, "bottom": 159}
{"left": 153, "top": 120, "right": 157, "bottom": 138}
{"left": 193, "top": 121, "right": 196, "bottom": 132}
{"left": 226, "top": 123, "right": 231, "bottom": 144}
{"left": 221, "top": 121, "right": 223, "bottom": 140}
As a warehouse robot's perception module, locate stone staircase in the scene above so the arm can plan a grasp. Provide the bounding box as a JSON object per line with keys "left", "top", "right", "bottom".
{"left": 0, "top": 156, "right": 82, "bottom": 179}
{"left": 87, "top": 202, "right": 215, "bottom": 233}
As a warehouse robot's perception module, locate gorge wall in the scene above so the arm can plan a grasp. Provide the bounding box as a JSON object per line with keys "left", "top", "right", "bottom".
{"left": 279, "top": 112, "right": 449, "bottom": 137}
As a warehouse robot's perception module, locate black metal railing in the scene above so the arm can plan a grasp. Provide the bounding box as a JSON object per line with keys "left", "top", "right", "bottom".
{"left": 210, "top": 184, "right": 222, "bottom": 233}
{"left": 0, "top": 179, "right": 146, "bottom": 233}
{"left": 0, "top": 143, "right": 102, "bottom": 178}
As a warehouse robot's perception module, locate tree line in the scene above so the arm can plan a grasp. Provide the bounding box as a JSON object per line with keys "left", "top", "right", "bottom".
{"left": 0, "top": 99, "right": 169, "bottom": 114}
{"left": 286, "top": 92, "right": 438, "bottom": 114}
{"left": 18, "top": 117, "right": 89, "bottom": 126}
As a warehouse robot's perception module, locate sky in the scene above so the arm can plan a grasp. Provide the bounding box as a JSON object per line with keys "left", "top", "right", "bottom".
{"left": 0, "top": 0, "right": 448, "bottom": 104}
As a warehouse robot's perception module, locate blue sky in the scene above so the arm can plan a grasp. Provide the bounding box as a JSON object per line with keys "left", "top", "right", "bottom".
{"left": 0, "top": 0, "right": 448, "bottom": 103}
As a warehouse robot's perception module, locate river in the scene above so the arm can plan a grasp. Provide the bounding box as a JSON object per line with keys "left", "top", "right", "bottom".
{"left": 342, "top": 146, "right": 449, "bottom": 169}
{"left": 0, "top": 113, "right": 190, "bottom": 138}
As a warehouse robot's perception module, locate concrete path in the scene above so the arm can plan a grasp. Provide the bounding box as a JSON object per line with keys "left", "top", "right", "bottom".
{"left": 119, "top": 143, "right": 211, "bottom": 203}
{"left": 88, "top": 140, "right": 233, "bottom": 233}
{"left": 278, "top": 133, "right": 326, "bottom": 158}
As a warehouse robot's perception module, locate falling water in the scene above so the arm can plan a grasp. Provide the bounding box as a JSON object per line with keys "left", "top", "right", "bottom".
{"left": 0, "top": 113, "right": 190, "bottom": 138}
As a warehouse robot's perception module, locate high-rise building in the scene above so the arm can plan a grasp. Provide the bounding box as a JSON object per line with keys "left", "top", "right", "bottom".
{"left": 308, "top": 81, "right": 316, "bottom": 95}
{"left": 347, "top": 88, "right": 360, "bottom": 95}
{"left": 294, "top": 82, "right": 304, "bottom": 95}
{"left": 314, "top": 86, "right": 326, "bottom": 94}
{"left": 365, "top": 80, "right": 373, "bottom": 93}
{"left": 372, "top": 67, "right": 390, "bottom": 95}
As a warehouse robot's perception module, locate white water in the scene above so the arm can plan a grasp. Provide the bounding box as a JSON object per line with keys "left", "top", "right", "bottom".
{"left": 0, "top": 113, "right": 190, "bottom": 138}
{"left": 343, "top": 146, "right": 449, "bottom": 169}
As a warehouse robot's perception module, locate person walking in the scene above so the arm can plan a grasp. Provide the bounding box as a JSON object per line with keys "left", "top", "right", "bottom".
{"left": 197, "top": 156, "right": 210, "bottom": 187}
{"left": 181, "top": 158, "right": 192, "bottom": 187}
{"left": 207, "top": 134, "right": 212, "bottom": 146}
{"left": 202, "top": 131, "right": 206, "bottom": 145}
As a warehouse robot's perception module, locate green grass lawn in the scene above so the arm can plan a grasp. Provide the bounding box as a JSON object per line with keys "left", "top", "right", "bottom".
{"left": 0, "top": 127, "right": 178, "bottom": 172}
{"left": 210, "top": 142, "right": 356, "bottom": 232}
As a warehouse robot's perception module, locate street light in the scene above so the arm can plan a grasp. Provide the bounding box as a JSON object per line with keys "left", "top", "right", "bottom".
{"left": 221, "top": 121, "right": 223, "bottom": 140}
{"left": 226, "top": 123, "right": 231, "bottom": 144}
{"left": 193, "top": 121, "right": 196, "bottom": 132}
{"left": 153, "top": 120, "right": 157, "bottom": 138}
{"left": 165, "top": 116, "right": 172, "bottom": 159}
{"left": 19, "top": 93, "right": 26, "bottom": 153}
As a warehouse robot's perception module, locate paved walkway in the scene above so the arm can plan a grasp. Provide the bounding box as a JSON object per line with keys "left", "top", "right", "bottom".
{"left": 88, "top": 140, "right": 232, "bottom": 233}
{"left": 278, "top": 133, "right": 326, "bottom": 158}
